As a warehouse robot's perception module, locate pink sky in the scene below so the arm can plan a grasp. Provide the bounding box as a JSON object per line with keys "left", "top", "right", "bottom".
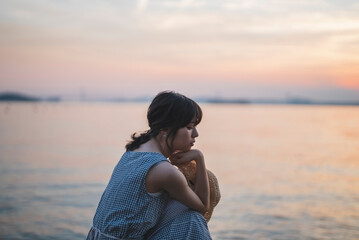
{"left": 1, "top": 0, "right": 359, "bottom": 101}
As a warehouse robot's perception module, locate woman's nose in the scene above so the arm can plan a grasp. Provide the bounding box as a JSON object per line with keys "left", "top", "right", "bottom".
{"left": 192, "top": 127, "right": 199, "bottom": 138}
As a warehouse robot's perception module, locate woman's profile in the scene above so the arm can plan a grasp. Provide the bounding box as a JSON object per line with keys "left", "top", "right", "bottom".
{"left": 86, "top": 91, "right": 218, "bottom": 240}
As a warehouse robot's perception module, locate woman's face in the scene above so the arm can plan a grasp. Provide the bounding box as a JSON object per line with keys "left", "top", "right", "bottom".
{"left": 171, "top": 122, "right": 199, "bottom": 152}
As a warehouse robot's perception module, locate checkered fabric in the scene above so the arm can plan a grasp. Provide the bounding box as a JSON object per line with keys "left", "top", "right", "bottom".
{"left": 87, "top": 151, "right": 169, "bottom": 240}
{"left": 146, "top": 199, "right": 212, "bottom": 240}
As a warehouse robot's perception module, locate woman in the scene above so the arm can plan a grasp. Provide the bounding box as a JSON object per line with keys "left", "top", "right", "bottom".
{"left": 87, "top": 91, "right": 211, "bottom": 239}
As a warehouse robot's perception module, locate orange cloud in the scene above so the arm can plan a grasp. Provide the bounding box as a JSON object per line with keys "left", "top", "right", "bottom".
{"left": 335, "top": 77, "right": 359, "bottom": 89}
{"left": 328, "top": 63, "right": 359, "bottom": 89}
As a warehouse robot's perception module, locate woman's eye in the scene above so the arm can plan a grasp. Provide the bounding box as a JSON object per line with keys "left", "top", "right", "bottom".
{"left": 187, "top": 127, "right": 193, "bottom": 130}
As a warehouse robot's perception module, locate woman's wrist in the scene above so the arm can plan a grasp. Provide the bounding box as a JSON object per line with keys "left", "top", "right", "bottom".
{"left": 192, "top": 149, "right": 204, "bottom": 163}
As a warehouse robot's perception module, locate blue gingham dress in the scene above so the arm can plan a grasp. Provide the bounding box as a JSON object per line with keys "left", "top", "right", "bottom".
{"left": 87, "top": 151, "right": 169, "bottom": 240}
{"left": 146, "top": 199, "right": 212, "bottom": 240}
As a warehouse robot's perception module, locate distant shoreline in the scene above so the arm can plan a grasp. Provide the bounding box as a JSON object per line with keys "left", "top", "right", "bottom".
{"left": 1, "top": 92, "right": 359, "bottom": 106}
{"left": 0, "top": 92, "right": 60, "bottom": 102}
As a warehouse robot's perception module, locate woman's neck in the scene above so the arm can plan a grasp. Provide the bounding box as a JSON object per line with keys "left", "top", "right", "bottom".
{"left": 133, "top": 138, "right": 170, "bottom": 157}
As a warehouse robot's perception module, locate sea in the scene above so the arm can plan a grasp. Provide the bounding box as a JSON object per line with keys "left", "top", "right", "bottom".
{"left": 0, "top": 102, "right": 358, "bottom": 240}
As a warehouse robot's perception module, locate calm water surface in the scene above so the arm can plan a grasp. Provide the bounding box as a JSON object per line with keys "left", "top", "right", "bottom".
{"left": 0, "top": 102, "right": 358, "bottom": 239}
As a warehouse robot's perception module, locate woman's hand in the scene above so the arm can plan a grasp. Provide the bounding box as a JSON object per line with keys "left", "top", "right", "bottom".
{"left": 169, "top": 149, "right": 204, "bottom": 166}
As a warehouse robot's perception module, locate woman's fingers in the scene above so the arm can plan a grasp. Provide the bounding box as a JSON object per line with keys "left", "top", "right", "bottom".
{"left": 169, "top": 152, "right": 182, "bottom": 162}
{"left": 170, "top": 150, "right": 198, "bottom": 165}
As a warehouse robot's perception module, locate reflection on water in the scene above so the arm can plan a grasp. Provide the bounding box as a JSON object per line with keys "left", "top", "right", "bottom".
{"left": 0, "top": 103, "right": 359, "bottom": 239}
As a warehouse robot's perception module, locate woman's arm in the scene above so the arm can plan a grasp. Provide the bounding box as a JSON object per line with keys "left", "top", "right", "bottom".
{"left": 146, "top": 150, "right": 210, "bottom": 214}
{"left": 171, "top": 150, "right": 210, "bottom": 212}
{"left": 192, "top": 151, "right": 210, "bottom": 212}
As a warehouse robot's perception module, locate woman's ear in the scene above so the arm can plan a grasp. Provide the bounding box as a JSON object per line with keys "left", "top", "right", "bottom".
{"left": 159, "top": 130, "right": 167, "bottom": 139}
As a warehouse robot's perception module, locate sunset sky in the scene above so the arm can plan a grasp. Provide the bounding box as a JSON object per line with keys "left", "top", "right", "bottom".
{"left": 1, "top": 0, "right": 359, "bottom": 101}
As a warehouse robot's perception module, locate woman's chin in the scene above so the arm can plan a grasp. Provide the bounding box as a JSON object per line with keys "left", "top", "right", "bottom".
{"left": 173, "top": 145, "right": 193, "bottom": 152}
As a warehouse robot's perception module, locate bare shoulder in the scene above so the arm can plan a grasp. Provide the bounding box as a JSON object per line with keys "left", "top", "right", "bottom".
{"left": 149, "top": 161, "right": 184, "bottom": 180}
{"left": 146, "top": 161, "right": 187, "bottom": 193}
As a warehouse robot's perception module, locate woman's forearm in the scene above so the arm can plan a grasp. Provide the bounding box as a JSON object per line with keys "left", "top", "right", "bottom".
{"left": 194, "top": 152, "right": 210, "bottom": 212}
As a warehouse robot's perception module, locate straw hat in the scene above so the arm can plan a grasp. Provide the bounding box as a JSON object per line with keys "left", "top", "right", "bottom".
{"left": 176, "top": 160, "right": 221, "bottom": 222}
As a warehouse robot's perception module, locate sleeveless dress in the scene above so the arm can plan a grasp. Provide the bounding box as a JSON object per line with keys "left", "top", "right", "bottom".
{"left": 87, "top": 151, "right": 169, "bottom": 240}
{"left": 145, "top": 199, "right": 212, "bottom": 240}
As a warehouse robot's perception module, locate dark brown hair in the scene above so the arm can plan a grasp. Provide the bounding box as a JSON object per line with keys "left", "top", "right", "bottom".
{"left": 125, "top": 91, "right": 202, "bottom": 152}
